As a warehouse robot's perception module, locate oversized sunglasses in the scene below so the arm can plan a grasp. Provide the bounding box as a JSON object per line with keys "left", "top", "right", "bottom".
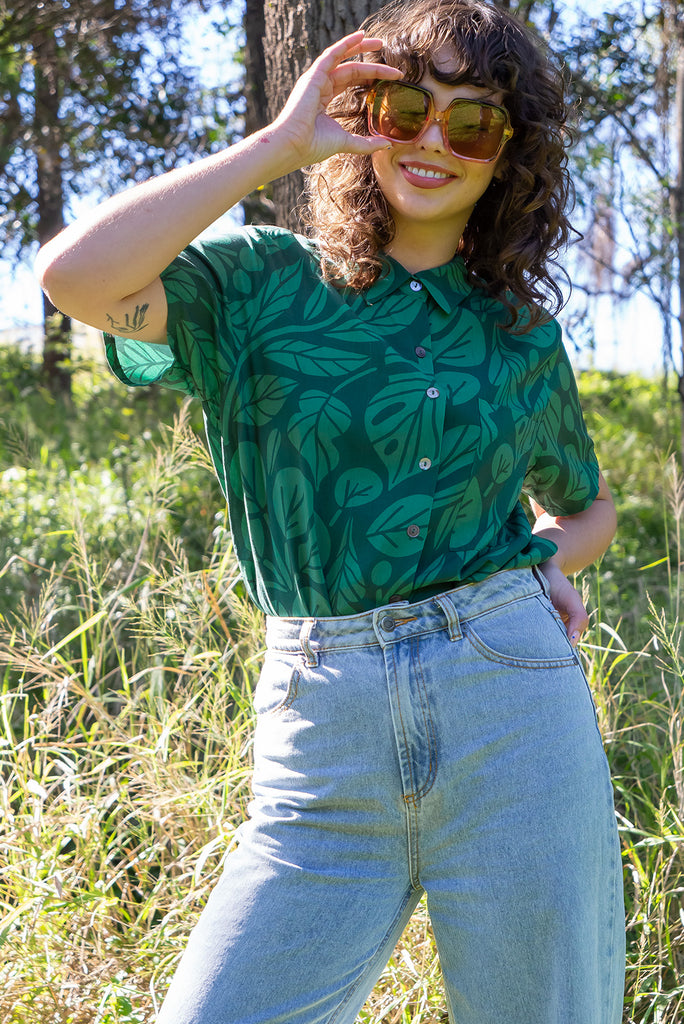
{"left": 366, "top": 80, "right": 513, "bottom": 163}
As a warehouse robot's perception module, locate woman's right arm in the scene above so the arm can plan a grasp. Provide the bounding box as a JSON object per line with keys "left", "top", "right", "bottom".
{"left": 35, "top": 32, "right": 400, "bottom": 344}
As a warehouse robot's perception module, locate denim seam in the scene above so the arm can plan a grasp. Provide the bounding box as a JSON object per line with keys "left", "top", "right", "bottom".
{"left": 595, "top": 757, "right": 623, "bottom": 1020}
{"left": 605, "top": 817, "right": 625, "bottom": 1020}
{"left": 458, "top": 590, "right": 539, "bottom": 627}
{"left": 557, "top": 636, "right": 605, "bottom": 739}
{"left": 268, "top": 639, "right": 380, "bottom": 656}
{"left": 405, "top": 798, "right": 422, "bottom": 890}
{"left": 267, "top": 595, "right": 543, "bottom": 655}
{"left": 389, "top": 644, "right": 418, "bottom": 804}
{"left": 259, "top": 666, "right": 300, "bottom": 716}
{"left": 412, "top": 636, "right": 437, "bottom": 800}
{"left": 268, "top": 624, "right": 454, "bottom": 655}
{"left": 464, "top": 625, "right": 578, "bottom": 670}
{"left": 327, "top": 887, "right": 422, "bottom": 1024}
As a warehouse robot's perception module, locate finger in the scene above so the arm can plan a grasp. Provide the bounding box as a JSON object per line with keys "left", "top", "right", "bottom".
{"left": 566, "top": 610, "right": 589, "bottom": 647}
{"left": 332, "top": 60, "right": 403, "bottom": 87}
{"left": 312, "top": 31, "right": 375, "bottom": 69}
{"left": 314, "top": 32, "right": 400, "bottom": 74}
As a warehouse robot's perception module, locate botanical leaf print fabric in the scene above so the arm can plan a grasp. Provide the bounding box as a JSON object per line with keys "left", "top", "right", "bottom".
{"left": 105, "top": 226, "right": 599, "bottom": 617}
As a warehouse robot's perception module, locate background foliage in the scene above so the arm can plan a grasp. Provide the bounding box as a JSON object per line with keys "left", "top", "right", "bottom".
{"left": 0, "top": 348, "right": 683, "bottom": 1023}
{"left": 2, "top": 1, "right": 684, "bottom": 1022}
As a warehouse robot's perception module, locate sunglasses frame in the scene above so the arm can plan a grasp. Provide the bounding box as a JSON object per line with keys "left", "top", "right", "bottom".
{"left": 366, "top": 80, "right": 514, "bottom": 164}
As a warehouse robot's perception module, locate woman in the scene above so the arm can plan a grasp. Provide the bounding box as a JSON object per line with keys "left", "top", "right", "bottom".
{"left": 36, "top": 1, "right": 624, "bottom": 1021}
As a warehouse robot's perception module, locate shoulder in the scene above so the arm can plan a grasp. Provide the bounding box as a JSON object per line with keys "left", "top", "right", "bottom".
{"left": 160, "top": 225, "right": 322, "bottom": 303}
{"left": 507, "top": 310, "right": 562, "bottom": 354}
{"left": 191, "top": 224, "right": 319, "bottom": 269}
{"left": 462, "top": 282, "right": 561, "bottom": 345}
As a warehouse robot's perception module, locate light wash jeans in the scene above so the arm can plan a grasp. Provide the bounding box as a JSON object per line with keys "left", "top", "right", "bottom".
{"left": 157, "top": 568, "right": 625, "bottom": 1024}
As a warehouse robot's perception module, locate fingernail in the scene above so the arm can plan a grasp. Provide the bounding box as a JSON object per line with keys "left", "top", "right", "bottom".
{"left": 570, "top": 631, "right": 579, "bottom": 645}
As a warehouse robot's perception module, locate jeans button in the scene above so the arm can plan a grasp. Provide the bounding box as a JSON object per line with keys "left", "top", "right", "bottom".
{"left": 380, "top": 615, "right": 396, "bottom": 631}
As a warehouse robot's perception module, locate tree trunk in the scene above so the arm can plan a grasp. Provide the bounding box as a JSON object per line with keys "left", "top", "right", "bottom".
{"left": 33, "top": 29, "right": 72, "bottom": 397}
{"left": 674, "top": 5, "right": 684, "bottom": 463}
{"left": 261, "top": 0, "right": 387, "bottom": 232}
{"left": 241, "top": 0, "right": 277, "bottom": 224}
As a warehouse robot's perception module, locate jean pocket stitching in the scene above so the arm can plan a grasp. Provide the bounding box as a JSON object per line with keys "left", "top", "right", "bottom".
{"left": 259, "top": 666, "right": 300, "bottom": 716}
{"left": 464, "top": 623, "right": 578, "bottom": 669}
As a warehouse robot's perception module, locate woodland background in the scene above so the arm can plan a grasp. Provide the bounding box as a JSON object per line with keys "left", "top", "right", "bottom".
{"left": 1, "top": 1, "right": 684, "bottom": 1022}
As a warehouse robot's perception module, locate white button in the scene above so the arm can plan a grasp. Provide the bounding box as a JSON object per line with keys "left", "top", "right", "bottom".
{"left": 426, "top": 387, "right": 440, "bottom": 399}
{"left": 410, "top": 280, "right": 422, "bottom": 291}
{"left": 419, "top": 457, "right": 432, "bottom": 471}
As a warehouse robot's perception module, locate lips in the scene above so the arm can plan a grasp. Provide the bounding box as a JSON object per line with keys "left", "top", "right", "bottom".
{"left": 399, "top": 161, "right": 457, "bottom": 189}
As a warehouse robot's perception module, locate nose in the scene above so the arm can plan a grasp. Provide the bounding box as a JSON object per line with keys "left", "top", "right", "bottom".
{"left": 418, "top": 116, "right": 448, "bottom": 152}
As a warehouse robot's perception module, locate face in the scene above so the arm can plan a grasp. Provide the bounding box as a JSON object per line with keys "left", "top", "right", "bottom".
{"left": 370, "top": 51, "right": 507, "bottom": 261}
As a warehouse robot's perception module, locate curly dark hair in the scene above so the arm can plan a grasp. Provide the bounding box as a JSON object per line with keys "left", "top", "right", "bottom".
{"left": 303, "top": 0, "right": 576, "bottom": 331}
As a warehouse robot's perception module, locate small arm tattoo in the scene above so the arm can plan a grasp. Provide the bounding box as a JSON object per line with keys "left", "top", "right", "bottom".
{"left": 106, "top": 303, "right": 150, "bottom": 334}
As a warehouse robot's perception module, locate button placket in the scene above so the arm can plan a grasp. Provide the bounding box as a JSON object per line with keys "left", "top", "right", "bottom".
{"left": 365, "top": 281, "right": 440, "bottom": 583}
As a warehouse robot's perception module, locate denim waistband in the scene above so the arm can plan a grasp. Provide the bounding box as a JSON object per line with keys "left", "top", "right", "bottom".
{"left": 265, "top": 568, "right": 548, "bottom": 662}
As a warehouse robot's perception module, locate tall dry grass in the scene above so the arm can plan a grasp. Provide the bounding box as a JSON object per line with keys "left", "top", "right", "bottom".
{"left": 1, "top": 363, "right": 683, "bottom": 1022}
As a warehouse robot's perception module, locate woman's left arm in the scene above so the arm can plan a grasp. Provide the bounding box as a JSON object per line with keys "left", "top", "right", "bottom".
{"left": 530, "top": 471, "right": 617, "bottom": 645}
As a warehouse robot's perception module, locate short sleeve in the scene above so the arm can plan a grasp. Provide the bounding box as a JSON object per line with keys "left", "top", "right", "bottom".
{"left": 104, "top": 229, "right": 263, "bottom": 402}
{"left": 523, "top": 330, "right": 599, "bottom": 516}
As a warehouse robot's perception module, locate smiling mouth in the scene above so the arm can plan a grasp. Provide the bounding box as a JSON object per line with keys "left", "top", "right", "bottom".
{"left": 401, "top": 163, "right": 454, "bottom": 181}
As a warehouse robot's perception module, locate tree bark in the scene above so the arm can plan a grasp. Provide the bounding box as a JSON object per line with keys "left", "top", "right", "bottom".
{"left": 33, "top": 29, "right": 72, "bottom": 397}
{"left": 673, "top": 4, "right": 684, "bottom": 462}
{"left": 261, "top": 0, "right": 387, "bottom": 231}
{"left": 241, "top": 0, "right": 276, "bottom": 224}
{"left": 244, "top": 0, "right": 269, "bottom": 136}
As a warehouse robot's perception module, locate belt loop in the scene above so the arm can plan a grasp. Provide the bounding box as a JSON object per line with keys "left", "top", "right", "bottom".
{"left": 299, "top": 619, "right": 318, "bottom": 667}
{"left": 435, "top": 593, "right": 462, "bottom": 641}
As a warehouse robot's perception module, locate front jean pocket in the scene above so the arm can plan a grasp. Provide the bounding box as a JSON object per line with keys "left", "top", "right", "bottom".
{"left": 254, "top": 652, "right": 300, "bottom": 716}
{"left": 463, "top": 593, "right": 578, "bottom": 669}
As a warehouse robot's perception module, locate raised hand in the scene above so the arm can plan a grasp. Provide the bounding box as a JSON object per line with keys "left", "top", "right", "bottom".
{"left": 270, "top": 31, "right": 404, "bottom": 168}
{"left": 36, "top": 32, "right": 404, "bottom": 337}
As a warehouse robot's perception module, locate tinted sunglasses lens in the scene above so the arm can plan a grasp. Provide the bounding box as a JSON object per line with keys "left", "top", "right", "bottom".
{"left": 370, "top": 82, "right": 428, "bottom": 141}
{"left": 447, "top": 101, "right": 507, "bottom": 159}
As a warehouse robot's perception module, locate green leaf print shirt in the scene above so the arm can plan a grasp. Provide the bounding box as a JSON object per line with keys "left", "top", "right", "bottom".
{"left": 105, "top": 225, "right": 599, "bottom": 618}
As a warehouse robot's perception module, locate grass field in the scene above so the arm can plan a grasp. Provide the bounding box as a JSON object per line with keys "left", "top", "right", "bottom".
{"left": 1, "top": 349, "right": 683, "bottom": 1023}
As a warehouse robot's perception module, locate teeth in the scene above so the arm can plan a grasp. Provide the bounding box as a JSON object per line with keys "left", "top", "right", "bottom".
{"left": 405, "top": 165, "right": 451, "bottom": 179}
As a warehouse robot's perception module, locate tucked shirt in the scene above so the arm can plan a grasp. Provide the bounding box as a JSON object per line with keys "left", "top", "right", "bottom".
{"left": 105, "top": 225, "right": 599, "bottom": 617}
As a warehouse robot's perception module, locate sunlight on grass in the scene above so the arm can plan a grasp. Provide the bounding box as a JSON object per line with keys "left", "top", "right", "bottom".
{"left": 1, "top": 355, "right": 684, "bottom": 1022}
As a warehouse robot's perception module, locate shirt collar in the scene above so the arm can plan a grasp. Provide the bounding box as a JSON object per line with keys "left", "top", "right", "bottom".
{"left": 362, "top": 253, "right": 472, "bottom": 315}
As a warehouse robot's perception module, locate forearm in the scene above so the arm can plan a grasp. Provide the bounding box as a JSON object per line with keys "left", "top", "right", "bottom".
{"left": 531, "top": 471, "right": 617, "bottom": 575}
{"left": 35, "top": 32, "right": 402, "bottom": 340}
{"left": 35, "top": 128, "right": 299, "bottom": 326}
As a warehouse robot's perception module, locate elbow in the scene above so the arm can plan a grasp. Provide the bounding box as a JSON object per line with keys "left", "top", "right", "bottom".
{"left": 34, "top": 239, "right": 64, "bottom": 306}
{"left": 34, "top": 237, "right": 81, "bottom": 317}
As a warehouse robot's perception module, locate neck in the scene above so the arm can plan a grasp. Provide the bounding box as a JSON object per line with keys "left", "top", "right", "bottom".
{"left": 384, "top": 218, "right": 467, "bottom": 274}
